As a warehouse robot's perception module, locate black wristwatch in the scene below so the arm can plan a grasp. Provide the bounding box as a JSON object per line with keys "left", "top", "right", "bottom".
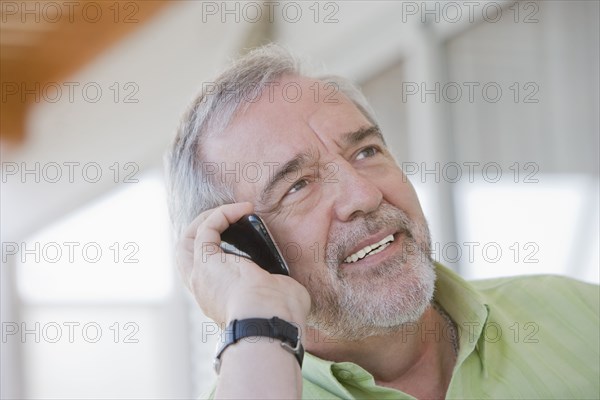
{"left": 214, "top": 317, "right": 304, "bottom": 373}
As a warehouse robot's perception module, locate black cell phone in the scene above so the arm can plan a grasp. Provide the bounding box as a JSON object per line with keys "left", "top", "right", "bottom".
{"left": 220, "top": 214, "right": 289, "bottom": 275}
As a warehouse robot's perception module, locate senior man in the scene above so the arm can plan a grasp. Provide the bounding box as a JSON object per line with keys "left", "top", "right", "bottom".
{"left": 167, "top": 45, "right": 599, "bottom": 399}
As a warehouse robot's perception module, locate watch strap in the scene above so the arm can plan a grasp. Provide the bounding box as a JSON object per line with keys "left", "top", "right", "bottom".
{"left": 214, "top": 317, "right": 304, "bottom": 373}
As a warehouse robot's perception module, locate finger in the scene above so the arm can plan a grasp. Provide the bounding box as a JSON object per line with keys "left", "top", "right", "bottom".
{"left": 193, "top": 202, "right": 254, "bottom": 255}
{"left": 185, "top": 202, "right": 254, "bottom": 285}
{"left": 177, "top": 202, "right": 253, "bottom": 286}
{"left": 182, "top": 201, "right": 253, "bottom": 240}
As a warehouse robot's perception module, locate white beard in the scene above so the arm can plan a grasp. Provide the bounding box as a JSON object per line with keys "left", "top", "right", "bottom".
{"left": 305, "top": 204, "right": 436, "bottom": 341}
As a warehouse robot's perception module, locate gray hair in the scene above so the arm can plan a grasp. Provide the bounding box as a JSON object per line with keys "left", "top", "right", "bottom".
{"left": 165, "top": 44, "right": 378, "bottom": 238}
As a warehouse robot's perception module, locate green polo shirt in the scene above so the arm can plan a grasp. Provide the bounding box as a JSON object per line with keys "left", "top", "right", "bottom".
{"left": 204, "top": 264, "right": 600, "bottom": 399}
{"left": 301, "top": 264, "right": 599, "bottom": 399}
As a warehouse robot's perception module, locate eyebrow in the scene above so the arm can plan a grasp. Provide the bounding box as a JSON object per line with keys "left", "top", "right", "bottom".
{"left": 340, "top": 125, "right": 385, "bottom": 147}
{"left": 257, "top": 125, "right": 384, "bottom": 206}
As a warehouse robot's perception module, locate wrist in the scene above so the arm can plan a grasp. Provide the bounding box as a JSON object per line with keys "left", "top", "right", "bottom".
{"left": 214, "top": 316, "right": 304, "bottom": 374}
{"left": 226, "top": 291, "right": 308, "bottom": 326}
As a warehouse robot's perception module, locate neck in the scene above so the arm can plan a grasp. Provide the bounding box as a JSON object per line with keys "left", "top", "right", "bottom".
{"left": 305, "top": 304, "right": 457, "bottom": 399}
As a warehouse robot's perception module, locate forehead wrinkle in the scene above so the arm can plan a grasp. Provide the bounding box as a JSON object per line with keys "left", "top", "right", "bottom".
{"left": 307, "top": 116, "right": 333, "bottom": 150}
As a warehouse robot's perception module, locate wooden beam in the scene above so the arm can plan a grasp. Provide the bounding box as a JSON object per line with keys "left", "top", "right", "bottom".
{"left": 1, "top": 0, "right": 171, "bottom": 143}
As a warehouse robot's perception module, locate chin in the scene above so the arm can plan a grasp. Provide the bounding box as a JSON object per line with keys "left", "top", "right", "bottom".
{"left": 307, "top": 254, "right": 437, "bottom": 341}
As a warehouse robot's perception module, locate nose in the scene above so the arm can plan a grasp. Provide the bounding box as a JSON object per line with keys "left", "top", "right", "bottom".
{"left": 332, "top": 162, "right": 383, "bottom": 221}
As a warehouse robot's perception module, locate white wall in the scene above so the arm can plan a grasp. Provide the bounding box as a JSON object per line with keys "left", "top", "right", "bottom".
{"left": 2, "top": 2, "right": 255, "bottom": 398}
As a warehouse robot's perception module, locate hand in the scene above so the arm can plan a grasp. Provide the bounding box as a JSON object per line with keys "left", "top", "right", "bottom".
{"left": 176, "top": 202, "right": 311, "bottom": 327}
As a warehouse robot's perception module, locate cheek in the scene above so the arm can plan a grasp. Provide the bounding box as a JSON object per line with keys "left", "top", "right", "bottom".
{"left": 270, "top": 213, "right": 330, "bottom": 280}
{"left": 379, "top": 168, "right": 426, "bottom": 220}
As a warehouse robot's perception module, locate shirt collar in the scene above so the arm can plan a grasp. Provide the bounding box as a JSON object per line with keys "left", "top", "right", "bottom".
{"left": 433, "top": 263, "right": 491, "bottom": 373}
{"left": 302, "top": 263, "right": 491, "bottom": 389}
{"left": 302, "top": 354, "right": 355, "bottom": 398}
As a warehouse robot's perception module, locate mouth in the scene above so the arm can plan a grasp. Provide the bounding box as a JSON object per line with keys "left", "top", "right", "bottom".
{"left": 343, "top": 233, "right": 396, "bottom": 264}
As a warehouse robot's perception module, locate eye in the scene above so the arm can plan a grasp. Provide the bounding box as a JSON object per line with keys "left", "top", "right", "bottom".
{"left": 287, "top": 179, "right": 308, "bottom": 195}
{"left": 355, "top": 146, "right": 381, "bottom": 160}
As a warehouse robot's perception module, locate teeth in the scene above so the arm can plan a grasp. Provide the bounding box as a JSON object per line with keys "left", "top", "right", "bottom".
{"left": 343, "top": 234, "right": 394, "bottom": 264}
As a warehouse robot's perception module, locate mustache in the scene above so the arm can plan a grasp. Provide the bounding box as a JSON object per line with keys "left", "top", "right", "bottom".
{"left": 324, "top": 203, "right": 416, "bottom": 265}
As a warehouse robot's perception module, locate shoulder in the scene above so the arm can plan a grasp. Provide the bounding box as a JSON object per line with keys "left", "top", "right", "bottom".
{"left": 473, "top": 274, "right": 598, "bottom": 304}
{"left": 472, "top": 274, "right": 599, "bottom": 329}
